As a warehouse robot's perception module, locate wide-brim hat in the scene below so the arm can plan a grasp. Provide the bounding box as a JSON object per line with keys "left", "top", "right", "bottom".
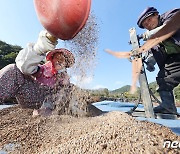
{"left": 137, "top": 7, "right": 159, "bottom": 29}
{"left": 46, "top": 48, "right": 75, "bottom": 68}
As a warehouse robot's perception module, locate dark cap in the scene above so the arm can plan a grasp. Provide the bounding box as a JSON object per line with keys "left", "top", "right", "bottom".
{"left": 137, "top": 7, "right": 159, "bottom": 28}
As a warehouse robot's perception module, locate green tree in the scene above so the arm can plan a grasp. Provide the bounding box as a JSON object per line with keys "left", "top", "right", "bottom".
{"left": 0, "top": 40, "right": 22, "bottom": 69}
{"left": 174, "top": 84, "right": 180, "bottom": 101}
{"left": 103, "top": 88, "right": 109, "bottom": 97}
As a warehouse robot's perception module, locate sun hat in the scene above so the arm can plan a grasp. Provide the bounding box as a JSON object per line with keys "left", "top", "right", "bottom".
{"left": 46, "top": 48, "right": 75, "bottom": 68}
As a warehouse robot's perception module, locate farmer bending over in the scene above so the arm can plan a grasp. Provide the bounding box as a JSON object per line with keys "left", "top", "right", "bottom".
{"left": 137, "top": 7, "right": 180, "bottom": 114}
{"left": 0, "top": 30, "right": 75, "bottom": 116}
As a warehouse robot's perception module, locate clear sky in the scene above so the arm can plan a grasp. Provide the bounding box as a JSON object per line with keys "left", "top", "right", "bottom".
{"left": 0, "top": 0, "right": 179, "bottom": 90}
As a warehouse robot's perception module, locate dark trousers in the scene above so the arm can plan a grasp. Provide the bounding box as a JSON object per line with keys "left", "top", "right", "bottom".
{"left": 156, "top": 54, "right": 180, "bottom": 91}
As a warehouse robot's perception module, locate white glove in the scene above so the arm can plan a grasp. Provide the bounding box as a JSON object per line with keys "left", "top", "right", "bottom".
{"left": 142, "top": 24, "right": 166, "bottom": 40}
{"left": 34, "top": 30, "right": 58, "bottom": 55}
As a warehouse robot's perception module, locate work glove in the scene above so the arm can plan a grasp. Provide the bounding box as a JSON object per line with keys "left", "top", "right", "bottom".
{"left": 34, "top": 30, "right": 58, "bottom": 55}
{"left": 146, "top": 56, "right": 156, "bottom": 72}
{"left": 146, "top": 62, "right": 155, "bottom": 72}
{"left": 142, "top": 24, "right": 166, "bottom": 41}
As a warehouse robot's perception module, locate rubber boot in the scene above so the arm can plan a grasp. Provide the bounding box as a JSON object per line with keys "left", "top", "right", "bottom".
{"left": 154, "top": 91, "right": 177, "bottom": 114}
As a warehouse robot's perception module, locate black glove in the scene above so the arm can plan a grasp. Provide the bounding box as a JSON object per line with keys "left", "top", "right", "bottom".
{"left": 146, "top": 62, "right": 155, "bottom": 72}
{"left": 146, "top": 56, "right": 156, "bottom": 72}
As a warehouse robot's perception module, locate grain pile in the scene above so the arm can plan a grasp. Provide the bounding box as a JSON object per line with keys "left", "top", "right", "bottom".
{"left": 0, "top": 106, "right": 179, "bottom": 154}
